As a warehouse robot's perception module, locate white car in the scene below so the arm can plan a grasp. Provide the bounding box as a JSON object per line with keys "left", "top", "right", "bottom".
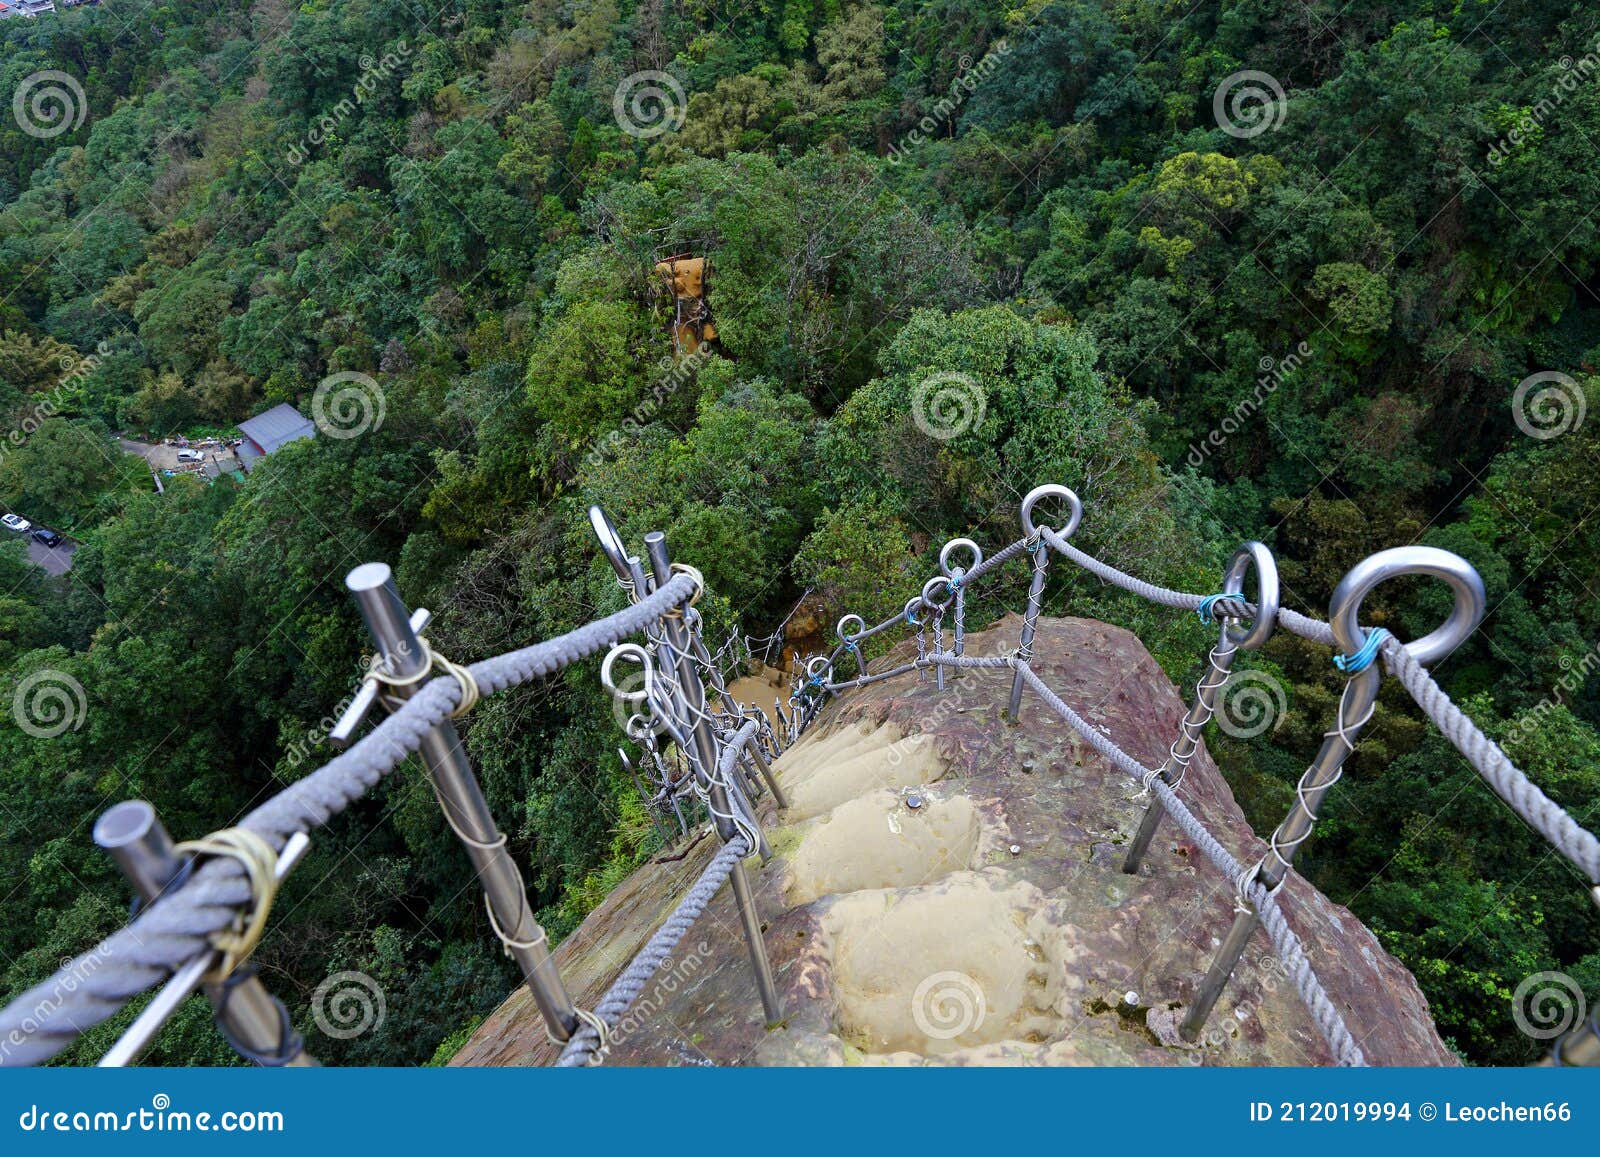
{"left": 175, "top": 449, "right": 205, "bottom": 463}
{"left": 2, "top": 513, "right": 31, "bottom": 533}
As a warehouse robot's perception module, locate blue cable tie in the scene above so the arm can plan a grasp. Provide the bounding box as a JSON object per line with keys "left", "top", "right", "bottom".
{"left": 1196, "top": 593, "right": 1231, "bottom": 624}
{"left": 1333, "top": 628, "right": 1392, "bottom": 674}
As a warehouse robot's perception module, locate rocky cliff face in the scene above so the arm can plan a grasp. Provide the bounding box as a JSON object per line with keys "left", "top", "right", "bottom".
{"left": 454, "top": 614, "right": 1456, "bottom": 1067}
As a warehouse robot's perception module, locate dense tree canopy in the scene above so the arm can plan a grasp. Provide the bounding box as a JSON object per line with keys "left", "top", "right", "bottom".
{"left": 1, "top": 0, "right": 1596, "bottom": 1066}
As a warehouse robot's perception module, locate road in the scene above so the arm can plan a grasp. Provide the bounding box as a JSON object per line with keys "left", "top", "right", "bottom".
{"left": 6, "top": 529, "right": 76, "bottom": 575}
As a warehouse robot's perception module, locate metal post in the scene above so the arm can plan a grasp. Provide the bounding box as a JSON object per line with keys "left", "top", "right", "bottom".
{"left": 1008, "top": 485, "right": 1082, "bottom": 720}
{"left": 1125, "top": 542, "right": 1278, "bottom": 875}
{"left": 940, "top": 540, "right": 981, "bottom": 665}
{"left": 743, "top": 743, "right": 789, "bottom": 810}
{"left": 1181, "top": 547, "right": 1485, "bottom": 1042}
{"left": 344, "top": 563, "right": 578, "bottom": 1041}
{"left": 1122, "top": 636, "right": 1235, "bottom": 873}
{"left": 620, "top": 747, "right": 674, "bottom": 847}
{"left": 642, "top": 532, "right": 782, "bottom": 1024}
{"left": 902, "top": 597, "right": 927, "bottom": 683}
{"left": 922, "top": 577, "right": 952, "bottom": 693}
{"left": 93, "top": 801, "right": 316, "bottom": 1067}
{"left": 1008, "top": 547, "right": 1048, "bottom": 719}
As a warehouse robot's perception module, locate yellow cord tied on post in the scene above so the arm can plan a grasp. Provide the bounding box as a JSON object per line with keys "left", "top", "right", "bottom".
{"left": 660, "top": 563, "right": 705, "bottom": 620}
{"left": 173, "top": 827, "right": 281, "bottom": 983}
{"left": 366, "top": 637, "right": 480, "bottom": 719}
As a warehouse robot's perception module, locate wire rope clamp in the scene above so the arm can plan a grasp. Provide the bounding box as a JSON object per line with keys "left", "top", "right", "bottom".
{"left": 1328, "top": 547, "right": 1486, "bottom": 670}
{"left": 1018, "top": 483, "right": 1083, "bottom": 543}
{"left": 328, "top": 605, "right": 431, "bottom": 747}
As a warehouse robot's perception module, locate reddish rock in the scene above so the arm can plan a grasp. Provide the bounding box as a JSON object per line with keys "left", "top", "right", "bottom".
{"left": 453, "top": 614, "right": 1455, "bottom": 1067}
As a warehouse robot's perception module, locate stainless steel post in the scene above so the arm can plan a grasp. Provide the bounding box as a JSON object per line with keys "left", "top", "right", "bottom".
{"left": 1125, "top": 543, "right": 1278, "bottom": 875}
{"left": 1121, "top": 636, "right": 1235, "bottom": 873}
{"left": 642, "top": 532, "right": 782, "bottom": 1024}
{"left": 687, "top": 611, "right": 790, "bottom": 808}
{"left": 1180, "top": 546, "right": 1485, "bottom": 1042}
{"left": 344, "top": 563, "right": 578, "bottom": 1041}
{"left": 93, "top": 801, "right": 316, "bottom": 1066}
{"left": 940, "top": 540, "right": 981, "bottom": 664}
{"left": 921, "top": 577, "right": 953, "bottom": 693}
{"left": 1007, "top": 485, "right": 1082, "bottom": 720}
{"left": 744, "top": 743, "right": 789, "bottom": 810}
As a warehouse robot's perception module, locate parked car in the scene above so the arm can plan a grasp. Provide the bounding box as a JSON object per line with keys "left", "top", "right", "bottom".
{"left": 175, "top": 449, "right": 206, "bottom": 463}
{"left": 31, "top": 527, "right": 63, "bottom": 548}
{"left": 1, "top": 513, "right": 30, "bottom": 533}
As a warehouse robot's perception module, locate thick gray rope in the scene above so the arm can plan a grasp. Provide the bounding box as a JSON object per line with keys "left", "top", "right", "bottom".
{"left": 557, "top": 833, "right": 751, "bottom": 1067}
{"left": 959, "top": 535, "right": 1031, "bottom": 585}
{"left": 1033, "top": 528, "right": 1600, "bottom": 884}
{"left": 823, "top": 660, "right": 922, "bottom": 691}
{"left": 1248, "top": 882, "right": 1366, "bottom": 1066}
{"left": 0, "top": 573, "right": 700, "bottom": 1067}
{"left": 825, "top": 537, "right": 1035, "bottom": 669}
{"left": 1383, "top": 641, "right": 1600, "bottom": 884}
{"left": 955, "top": 655, "right": 1366, "bottom": 1065}
{"left": 1038, "top": 528, "right": 1338, "bottom": 647}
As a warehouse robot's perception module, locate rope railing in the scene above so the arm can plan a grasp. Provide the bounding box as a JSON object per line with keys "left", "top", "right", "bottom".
{"left": 0, "top": 518, "right": 783, "bottom": 1069}
{"left": 792, "top": 481, "right": 1600, "bottom": 1066}
{"left": 6, "top": 480, "right": 1596, "bottom": 1070}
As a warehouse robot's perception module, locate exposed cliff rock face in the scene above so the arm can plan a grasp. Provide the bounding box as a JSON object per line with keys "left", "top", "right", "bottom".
{"left": 454, "top": 614, "right": 1457, "bottom": 1067}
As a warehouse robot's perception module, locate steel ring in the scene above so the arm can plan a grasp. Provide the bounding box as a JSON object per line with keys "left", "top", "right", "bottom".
{"left": 939, "top": 537, "right": 984, "bottom": 578}
{"left": 1328, "top": 546, "right": 1486, "bottom": 666}
{"left": 921, "top": 575, "right": 954, "bottom": 612}
{"left": 600, "top": 643, "right": 654, "bottom": 703}
{"left": 903, "top": 596, "right": 924, "bottom": 626}
{"left": 1019, "top": 483, "right": 1083, "bottom": 541}
{"left": 836, "top": 614, "right": 866, "bottom": 643}
{"left": 1220, "top": 541, "right": 1280, "bottom": 651}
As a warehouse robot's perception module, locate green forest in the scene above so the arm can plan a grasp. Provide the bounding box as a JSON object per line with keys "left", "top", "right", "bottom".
{"left": 0, "top": 0, "right": 1596, "bottom": 1066}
